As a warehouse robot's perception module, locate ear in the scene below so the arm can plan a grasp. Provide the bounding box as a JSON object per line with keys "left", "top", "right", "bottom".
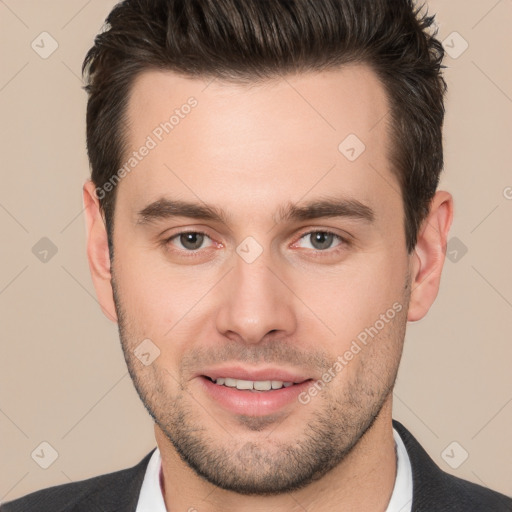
{"left": 83, "top": 180, "right": 118, "bottom": 323}
{"left": 407, "top": 190, "right": 454, "bottom": 322}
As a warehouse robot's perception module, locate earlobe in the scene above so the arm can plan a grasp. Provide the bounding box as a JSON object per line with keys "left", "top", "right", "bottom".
{"left": 83, "top": 180, "right": 118, "bottom": 323}
{"left": 407, "top": 191, "right": 453, "bottom": 322}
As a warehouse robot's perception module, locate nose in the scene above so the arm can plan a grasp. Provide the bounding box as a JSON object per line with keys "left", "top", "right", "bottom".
{"left": 214, "top": 249, "right": 297, "bottom": 345}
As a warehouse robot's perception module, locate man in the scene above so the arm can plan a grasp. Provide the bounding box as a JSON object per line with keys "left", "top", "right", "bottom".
{"left": 2, "top": 0, "right": 511, "bottom": 510}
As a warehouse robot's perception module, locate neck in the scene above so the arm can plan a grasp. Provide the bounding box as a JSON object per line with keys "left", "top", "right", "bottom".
{"left": 156, "top": 399, "right": 397, "bottom": 512}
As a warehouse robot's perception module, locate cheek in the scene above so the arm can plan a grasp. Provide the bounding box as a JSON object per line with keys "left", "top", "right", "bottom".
{"left": 113, "top": 246, "right": 203, "bottom": 338}
{"left": 293, "top": 248, "right": 408, "bottom": 350}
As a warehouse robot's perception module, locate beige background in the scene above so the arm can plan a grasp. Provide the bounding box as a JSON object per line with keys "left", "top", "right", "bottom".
{"left": 1, "top": 0, "right": 511, "bottom": 503}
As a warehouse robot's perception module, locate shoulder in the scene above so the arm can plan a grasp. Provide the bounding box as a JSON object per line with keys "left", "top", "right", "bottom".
{"left": 0, "top": 449, "right": 154, "bottom": 512}
{"left": 393, "top": 420, "right": 512, "bottom": 511}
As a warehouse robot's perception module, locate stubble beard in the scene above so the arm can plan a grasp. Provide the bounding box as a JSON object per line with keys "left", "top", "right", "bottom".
{"left": 111, "top": 273, "right": 410, "bottom": 495}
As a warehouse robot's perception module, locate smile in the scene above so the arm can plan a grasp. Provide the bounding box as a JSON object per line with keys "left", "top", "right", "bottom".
{"left": 207, "top": 377, "right": 295, "bottom": 391}
{"left": 199, "top": 374, "right": 314, "bottom": 416}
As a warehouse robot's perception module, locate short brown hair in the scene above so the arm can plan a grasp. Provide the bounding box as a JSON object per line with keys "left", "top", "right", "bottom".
{"left": 82, "top": 0, "right": 447, "bottom": 253}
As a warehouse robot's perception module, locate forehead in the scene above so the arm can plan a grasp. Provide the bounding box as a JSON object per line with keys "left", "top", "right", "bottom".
{"left": 119, "top": 64, "right": 397, "bottom": 223}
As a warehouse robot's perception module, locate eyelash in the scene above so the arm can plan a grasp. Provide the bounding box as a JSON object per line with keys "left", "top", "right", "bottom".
{"left": 163, "top": 229, "right": 350, "bottom": 256}
{"left": 293, "top": 230, "right": 350, "bottom": 255}
{"left": 164, "top": 230, "right": 214, "bottom": 254}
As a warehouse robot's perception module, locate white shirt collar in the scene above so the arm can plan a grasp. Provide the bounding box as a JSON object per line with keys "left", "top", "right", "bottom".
{"left": 136, "top": 427, "right": 413, "bottom": 512}
{"left": 385, "top": 427, "right": 413, "bottom": 512}
{"left": 135, "top": 446, "right": 167, "bottom": 512}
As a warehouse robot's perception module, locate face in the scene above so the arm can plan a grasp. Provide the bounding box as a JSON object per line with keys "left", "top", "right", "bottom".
{"left": 108, "top": 65, "right": 412, "bottom": 494}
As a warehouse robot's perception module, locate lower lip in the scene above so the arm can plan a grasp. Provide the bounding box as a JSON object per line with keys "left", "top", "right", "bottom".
{"left": 199, "top": 376, "right": 313, "bottom": 416}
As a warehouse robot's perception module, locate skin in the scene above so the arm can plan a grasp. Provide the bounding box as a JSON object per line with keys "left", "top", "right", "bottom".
{"left": 83, "top": 64, "right": 453, "bottom": 511}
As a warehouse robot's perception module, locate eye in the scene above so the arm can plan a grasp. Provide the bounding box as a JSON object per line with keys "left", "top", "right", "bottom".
{"left": 296, "top": 231, "right": 345, "bottom": 251}
{"left": 168, "top": 231, "right": 213, "bottom": 251}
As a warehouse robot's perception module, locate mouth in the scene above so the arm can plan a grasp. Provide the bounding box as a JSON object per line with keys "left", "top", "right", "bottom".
{"left": 203, "top": 375, "right": 309, "bottom": 391}
{"left": 197, "top": 371, "right": 314, "bottom": 416}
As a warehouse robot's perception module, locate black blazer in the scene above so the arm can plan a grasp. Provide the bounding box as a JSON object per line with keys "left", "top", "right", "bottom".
{"left": 2, "top": 420, "right": 511, "bottom": 511}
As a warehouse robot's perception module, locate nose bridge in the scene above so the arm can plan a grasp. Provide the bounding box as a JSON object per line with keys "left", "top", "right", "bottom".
{"left": 215, "top": 245, "right": 297, "bottom": 343}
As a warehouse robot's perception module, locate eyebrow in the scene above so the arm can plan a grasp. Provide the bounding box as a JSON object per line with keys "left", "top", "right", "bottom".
{"left": 275, "top": 197, "right": 375, "bottom": 224}
{"left": 136, "top": 196, "right": 375, "bottom": 226}
{"left": 136, "top": 199, "right": 231, "bottom": 225}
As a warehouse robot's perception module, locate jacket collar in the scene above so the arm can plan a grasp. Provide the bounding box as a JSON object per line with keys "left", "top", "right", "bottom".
{"left": 73, "top": 449, "right": 155, "bottom": 512}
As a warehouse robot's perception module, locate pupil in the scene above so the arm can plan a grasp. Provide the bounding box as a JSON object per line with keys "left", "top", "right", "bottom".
{"left": 311, "top": 232, "right": 333, "bottom": 250}
{"left": 181, "top": 233, "right": 204, "bottom": 250}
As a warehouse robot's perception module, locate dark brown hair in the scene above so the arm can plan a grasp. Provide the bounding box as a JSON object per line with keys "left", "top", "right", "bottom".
{"left": 82, "top": 0, "right": 447, "bottom": 253}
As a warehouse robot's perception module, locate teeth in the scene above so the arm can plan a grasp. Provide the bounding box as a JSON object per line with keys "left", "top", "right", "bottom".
{"left": 254, "top": 381, "right": 272, "bottom": 391}
{"left": 213, "top": 378, "right": 294, "bottom": 391}
{"left": 236, "top": 379, "right": 253, "bottom": 390}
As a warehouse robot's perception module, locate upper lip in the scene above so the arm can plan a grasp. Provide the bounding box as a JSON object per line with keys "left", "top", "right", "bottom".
{"left": 198, "top": 366, "right": 312, "bottom": 384}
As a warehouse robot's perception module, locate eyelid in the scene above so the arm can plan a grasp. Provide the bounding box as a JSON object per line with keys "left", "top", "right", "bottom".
{"left": 291, "top": 228, "right": 351, "bottom": 249}
{"left": 165, "top": 229, "right": 216, "bottom": 252}
{"left": 162, "top": 227, "right": 351, "bottom": 254}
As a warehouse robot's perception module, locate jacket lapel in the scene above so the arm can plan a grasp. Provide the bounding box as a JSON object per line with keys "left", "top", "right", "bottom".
{"left": 73, "top": 448, "right": 155, "bottom": 512}
{"left": 392, "top": 420, "right": 512, "bottom": 511}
